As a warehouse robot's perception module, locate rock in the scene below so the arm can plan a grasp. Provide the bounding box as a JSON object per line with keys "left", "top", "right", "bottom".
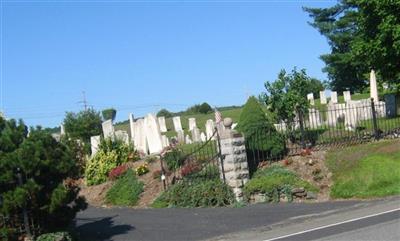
{"left": 307, "top": 159, "right": 315, "bottom": 166}
{"left": 327, "top": 172, "right": 333, "bottom": 179}
{"left": 252, "top": 193, "right": 266, "bottom": 203}
{"left": 294, "top": 191, "right": 307, "bottom": 198}
{"left": 291, "top": 187, "right": 305, "bottom": 194}
{"left": 306, "top": 191, "right": 317, "bottom": 200}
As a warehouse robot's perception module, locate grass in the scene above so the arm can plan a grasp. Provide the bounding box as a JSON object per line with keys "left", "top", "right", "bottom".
{"left": 105, "top": 170, "right": 144, "bottom": 206}
{"left": 243, "top": 165, "right": 318, "bottom": 200}
{"left": 326, "top": 139, "right": 400, "bottom": 199}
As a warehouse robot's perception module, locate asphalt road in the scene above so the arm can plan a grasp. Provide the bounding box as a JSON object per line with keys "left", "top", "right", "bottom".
{"left": 74, "top": 197, "right": 400, "bottom": 241}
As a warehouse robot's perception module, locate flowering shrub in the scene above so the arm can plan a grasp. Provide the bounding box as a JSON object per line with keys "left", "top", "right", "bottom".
{"left": 181, "top": 163, "right": 201, "bottom": 177}
{"left": 109, "top": 165, "right": 129, "bottom": 180}
{"left": 136, "top": 163, "right": 149, "bottom": 176}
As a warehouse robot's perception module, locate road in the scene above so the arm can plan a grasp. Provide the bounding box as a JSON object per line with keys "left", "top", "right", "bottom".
{"left": 75, "top": 196, "right": 400, "bottom": 241}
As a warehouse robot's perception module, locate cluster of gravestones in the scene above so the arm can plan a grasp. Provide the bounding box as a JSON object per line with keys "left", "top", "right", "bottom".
{"left": 86, "top": 114, "right": 225, "bottom": 157}
{"left": 275, "top": 71, "right": 388, "bottom": 132}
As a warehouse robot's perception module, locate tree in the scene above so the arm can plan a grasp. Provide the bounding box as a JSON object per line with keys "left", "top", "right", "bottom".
{"left": 102, "top": 108, "right": 117, "bottom": 121}
{"left": 237, "top": 97, "right": 286, "bottom": 165}
{"left": 199, "top": 102, "right": 213, "bottom": 114}
{"left": 63, "top": 109, "right": 102, "bottom": 145}
{"left": 262, "top": 68, "right": 312, "bottom": 124}
{"left": 309, "top": 78, "right": 326, "bottom": 99}
{"left": 157, "top": 109, "right": 173, "bottom": 118}
{"left": 0, "top": 117, "right": 86, "bottom": 239}
{"left": 304, "top": 0, "right": 400, "bottom": 92}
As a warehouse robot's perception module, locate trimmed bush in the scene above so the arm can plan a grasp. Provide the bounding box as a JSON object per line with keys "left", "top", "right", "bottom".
{"left": 35, "top": 232, "right": 72, "bottom": 241}
{"left": 237, "top": 97, "right": 286, "bottom": 173}
{"left": 244, "top": 165, "right": 317, "bottom": 202}
{"left": 152, "top": 180, "right": 234, "bottom": 208}
{"left": 105, "top": 170, "right": 144, "bottom": 206}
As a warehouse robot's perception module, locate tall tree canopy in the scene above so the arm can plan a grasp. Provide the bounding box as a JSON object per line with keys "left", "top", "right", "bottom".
{"left": 304, "top": 0, "right": 400, "bottom": 92}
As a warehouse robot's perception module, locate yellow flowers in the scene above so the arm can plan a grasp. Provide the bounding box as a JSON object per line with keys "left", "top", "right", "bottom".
{"left": 135, "top": 163, "right": 149, "bottom": 176}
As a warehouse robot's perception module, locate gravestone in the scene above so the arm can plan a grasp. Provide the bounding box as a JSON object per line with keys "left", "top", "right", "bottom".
{"left": 200, "top": 132, "right": 206, "bottom": 142}
{"left": 307, "top": 93, "right": 315, "bottom": 105}
{"left": 177, "top": 130, "right": 185, "bottom": 143}
{"left": 173, "top": 116, "right": 183, "bottom": 132}
{"left": 191, "top": 127, "right": 201, "bottom": 143}
{"left": 319, "top": 91, "right": 327, "bottom": 104}
{"left": 327, "top": 103, "right": 346, "bottom": 127}
{"left": 188, "top": 118, "right": 197, "bottom": 131}
{"left": 385, "top": 94, "right": 397, "bottom": 118}
{"left": 90, "top": 135, "right": 101, "bottom": 157}
{"left": 115, "top": 130, "right": 129, "bottom": 145}
{"left": 161, "top": 135, "right": 170, "bottom": 148}
{"left": 185, "top": 135, "right": 192, "bottom": 144}
{"left": 370, "top": 69, "right": 379, "bottom": 102}
{"left": 274, "top": 122, "right": 287, "bottom": 132}
{"left": 60, "top": 124, "right": 65, "bottom": 136}
{"left": 308, "top": 108, "right": 322, "bottom": 127}
{"left": 129, "top": 113, "right": 135, "bottom": 140}
{"left": 134, "top": 119, "right": 148, "bottom": 154}
{"left": 144, "top": 114, "right": 163, "bottom": 154}
{"left": 343, "top": 91, "right": 351, "bottom": 102}
{"left": 330, "top": 91, "right": 338, "bottom": 104}
{"left": 102, "top": 120, "right": 114, "bottom": 139}
{"left": 345, "top": 101, "right": 359, "bottom": 131}
{"left": 158, "top": 116, "right": 167, "bottom": 133}
{"left": 205, "top": 119, "right": 215, "bottom": 139}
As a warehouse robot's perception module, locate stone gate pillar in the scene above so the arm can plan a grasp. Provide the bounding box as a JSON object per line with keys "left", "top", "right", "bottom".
{"left": 219, "top": 118, "right": 250, "bottom": 201}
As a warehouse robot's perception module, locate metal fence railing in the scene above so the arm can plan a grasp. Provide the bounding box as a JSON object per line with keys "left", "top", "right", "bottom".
{"left": 245, "top": 99, "right": 400, "bottom": 174}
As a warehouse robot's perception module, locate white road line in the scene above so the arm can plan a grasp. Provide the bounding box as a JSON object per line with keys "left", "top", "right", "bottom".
{"left": 264, "top": 208, "right": 400, "bottom": 241}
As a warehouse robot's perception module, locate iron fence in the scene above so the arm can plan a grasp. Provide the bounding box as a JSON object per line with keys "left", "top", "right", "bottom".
{"left": 245, "top": 99, "right": 400, "bottom": 174}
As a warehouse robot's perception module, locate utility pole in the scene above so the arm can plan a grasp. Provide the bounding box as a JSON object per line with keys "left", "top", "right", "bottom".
{"left": 78, "top": 91, "right": 88, "bottom": 111}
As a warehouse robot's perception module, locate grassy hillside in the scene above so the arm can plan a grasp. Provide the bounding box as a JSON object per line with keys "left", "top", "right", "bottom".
{"left": 115, "top": 107, "right": 244, "bottom": 138}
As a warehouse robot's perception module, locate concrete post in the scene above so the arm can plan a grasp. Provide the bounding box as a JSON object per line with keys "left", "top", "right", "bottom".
{"left": 219, "top": 118, "right": 250, "bottom": 201}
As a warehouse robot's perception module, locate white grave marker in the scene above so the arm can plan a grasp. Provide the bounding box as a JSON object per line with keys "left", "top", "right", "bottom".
{"left": 319, "top": 90, "right": 327, "bottom": 104}
{"left": 144, "top": 114, "right": 163, "bottom": 154}
{"left": 173, "top": 116, "right": 183, "bottom": 132}
{"left": 102, "top": 120, "right": 114, "bottom": 139}
{"left": 158, "top": 116, "right": 168, "bottom": 133}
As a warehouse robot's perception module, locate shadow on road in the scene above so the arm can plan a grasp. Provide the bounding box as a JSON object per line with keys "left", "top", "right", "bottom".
{"left": 75, "top": 216, "right": 134, "bottom": 241}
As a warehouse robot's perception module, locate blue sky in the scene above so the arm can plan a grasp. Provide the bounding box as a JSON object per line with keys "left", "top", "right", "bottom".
{"left": 1, "top": 0, "right": 335, "bottom": 127}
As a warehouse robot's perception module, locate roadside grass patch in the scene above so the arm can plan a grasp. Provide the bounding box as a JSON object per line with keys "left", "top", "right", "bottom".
{"left": 243, "top": 165, "right": 318, "bottom": 201}
{"left": 105, "top": 170, "right": 144, "bottom": 206}
{"left": 151, "top": 179, "right": 235, "bottom": 208}
{"left": 326, "top": 140, "right": 400, "bottom": 199}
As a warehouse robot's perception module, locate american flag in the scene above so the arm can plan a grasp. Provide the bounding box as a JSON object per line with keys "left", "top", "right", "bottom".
{"left": 215, "top": 107, "right": 222, "bottom": 123}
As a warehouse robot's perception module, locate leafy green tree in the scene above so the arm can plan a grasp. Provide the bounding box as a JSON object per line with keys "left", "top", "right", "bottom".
{"left": 102, "top": 108, "right": 117, "bottom": 121}
{"left": 0, "top": 117, "right": 86, "bottom": 239}
{"left": 309, "top": 78, "right": 326, "bottom": 99}
{"left": 63, "top": 109, "right": 102, "bottom": 145}
{"left": 262, "top": 68, "right": 312, "bottom": 124}
{"left": 199, "top": 102, "right": 213, "bottom": 114}
{"left": 157, "top": 108, "right": 173, "bottom": 118}
{"left": 304, "top": 0, "right": 400, "bottom": 92}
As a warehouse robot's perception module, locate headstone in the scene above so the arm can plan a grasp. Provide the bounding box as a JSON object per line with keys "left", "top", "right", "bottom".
{"left": 185, "top": 135, "right": 192, "bottom": 144}
{"left": 172, "top": 116, "right": 183, "bottom": 132}
{"left": 144, "top": 114, "right": 163, "bottom": 154}
{"left": 205, "top": 119, "right": 215, "bottom": 139}
{"left": 60, "top": 124, "right": 65, "bottom": 136}
{"left": 102, "top": 120, "right": 114, "bottom": 139}
{"left": 200, "top": 132, "right": 206, "bottom": 142}
{"left": 343, "top": 91, "right": 351, "bottom": 102}
{"left": 308, "top": 108, "right": 322, "bottom": 127}
{"left": 327, "top": 103, "right": 346, "bottom": 127}
{"left": 115, "top": 130, "right": 129, "bottom": 145}
{"left": 319, "top": 90, "right": 327, "bottom": 104}
{"left": 158, "top": 116, "right": 167, "bottom": 133}
{"left": 177, "top": 130, "right": 185, "bottom": 143}
{"left": 274, "top": 122, "right": 287, "bottom": 132}
{"left": 370, "top": 69, "right": 378, "bottom": 102}
{"left": 345, "top": 101, "right": 359, "bottom": 131}
{"left": 385, "top": 94, "right": 397, "bottom": 118}
{"left": 133, "top": 119, "right": 148, "bottom": 154}
{"left": 188, "top": 118, "right": 197, "bottom": 131}
{"left": 330, "top": 91, "right": 338, "bottom": 104}
{"left": 161, "top": 135, "right": 170, "bottom": 148}
{"left": 307, "top": 93, "right": 315, "bottom": 105}
{"left": 129, "top": 113, "right": 135, "bottom": 140}
{"left": 191, "top": 127, "right": 201, "bottom": 143}
{"left": 90, "top": 135, "right": 101, "bottom": 157}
